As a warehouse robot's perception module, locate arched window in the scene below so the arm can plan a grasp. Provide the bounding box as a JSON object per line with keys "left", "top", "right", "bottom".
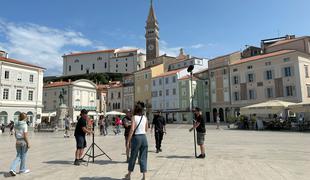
{"left": 0, "top": 111, "right": 8, "bottom": 125}
{"left": 14, "top": 111, "right": 21, "bottom": 122}
{"left": 74, "top": 59, "right": 79, "bottom": 63}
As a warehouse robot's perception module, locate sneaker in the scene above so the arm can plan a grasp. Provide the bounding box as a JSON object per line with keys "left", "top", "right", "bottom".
{"left": 79, "top": 159, "right": 87, "bottom": 162}
{"left": 74, "top": 159, "right": 80, "bottom": 166}
{"left": 20, "top": 169, "right": 30, "bottom": 174}
{"left": 156, "top": 149, "right": 159, "bottom": 153}
{"left": 9, "top": 170, "right": 16, "bottom": 176}
{"left": 196, "top": 154, "right": 206, "bottom": 159}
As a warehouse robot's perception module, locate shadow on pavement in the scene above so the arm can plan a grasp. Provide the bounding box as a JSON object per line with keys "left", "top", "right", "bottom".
{"left": 0, "top": 171, "right": 13, "bottom": 178}
{"left": 91, "top": 160, "right": 124, "bottom": 165}
{"left": 157, "top": 155, "right": 194, "bottom": 159}
{"left": 43, "top": 160, "right": 124, "bottom": 166}
{"left": 43, "top": 160, "right": 73, "bottom": 165}
{"left": 80, "top": 177, "right": 121, "bottom": 180}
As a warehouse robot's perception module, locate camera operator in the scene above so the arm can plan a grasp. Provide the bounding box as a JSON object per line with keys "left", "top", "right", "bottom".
{"left": 189, "top": 107, "right": 206, "bottom": 158}
{"left": 74, "top": 109, "right": 93, "bottom": 166}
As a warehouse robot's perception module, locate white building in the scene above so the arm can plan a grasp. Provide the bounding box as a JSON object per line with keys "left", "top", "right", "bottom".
{"left": 123, "top": 75, "right": 134, "bottom": 110}
{"left": 62, "top": 48, "right": 146, "bottom": 76}
{"left": 0, "top": 52, "right": 45, "bottom": 126}
{"left": 43, "top": 79, "right": 97, "bottom": 122}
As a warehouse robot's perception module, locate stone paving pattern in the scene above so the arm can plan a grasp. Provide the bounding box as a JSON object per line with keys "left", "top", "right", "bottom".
{"left": 0, "top": 125, "right": 309, "bottom": 180}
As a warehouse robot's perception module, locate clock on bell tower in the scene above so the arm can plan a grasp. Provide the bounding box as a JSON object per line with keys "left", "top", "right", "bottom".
{"left": 145, "top": 0, "right": 159, "bottom": 66}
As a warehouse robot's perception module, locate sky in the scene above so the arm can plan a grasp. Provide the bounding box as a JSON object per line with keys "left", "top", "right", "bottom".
{"left": 0, "top": 0, "right": 309, "bottom": 76}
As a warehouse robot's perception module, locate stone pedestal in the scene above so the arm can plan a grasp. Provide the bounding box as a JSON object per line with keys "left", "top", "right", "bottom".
{"left": 56, "top": 104, "right": 68, "bottom": 130}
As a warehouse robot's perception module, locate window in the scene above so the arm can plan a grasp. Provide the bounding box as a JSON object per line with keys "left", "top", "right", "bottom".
{"left": 223, "top": 69, "right": 227, "bottom": 75}
{"left": 284, "top": 67, "right": 291, "bottom": 77}
{"left": 93, "top": 64, "right": 95, "bottom": 69}
{"left": 16, "top": 90, "right": 22, "bottom": 100}
{"left": 165, "top": 77, "right": 169, "bottom": 84}
{"left": 172, "top": 76, "right": 176, "bottom": 83}
{"left": 286, "top": 86, "right": 295, "bottom": 96}
{"left": 74, "top": 59, "right": 79, "bottom": 63}
{"left": 265, "top": 62, "right": 271, "bottom": 66}
{"left": 125, "top": 63, "right": 128, "bottom": 67}
{"left": 81, "top": 65, "right": 83, "bottom": 70}
{"left": 233, "top": 68, "right": 238, "bottom": 72}
{"left": 69, "top": 65, "right": 71, "bottom": 71}
{"left": 159, "top": 90, "right": 162, "bottom": 96}
{"left": 28, "top": 90, "right": 33, "bottom": 101}
{"left": 173, "top": 88, "right": 176, "bottom": 95}
{"left": 234, "top": 92, "right": 239, "bottom": 101}
{"left": 249, "top": 90, "right": 255, "bottom": 100}
{"left": 283, "top": 57, "right": 290, "bottom": 62}
{"left": 29, "top": 75, "right": 34, "bottom": 82}
{"left": 3, "top": 89, "right": 9, "bottom": 100}
{"left": 144, "top": 73, "right": 148, "bottom": 79}
{"left": 266, "top": 70, "right": 273, "bottom": 80}
{"left": 233, "top": 76, "right": 239, "bottom": 85}
{"left": 153, "top": 80, "right": 156, "bottom": 86}
{"left": 159, "top": 79, "right": 162, "bottom": 85}
{"left": 104, "top": 62, "right": 107, "bottom": 68}
{"left": 111, "top": 93, "right": 114, "bottom": 99}
{"left": 166, "top": 89, "right": 169, "bottom": 96}
{"left": 266, "top": 88, "right": 273, "bottom": 98}
{"left": 97, "top": 57, "right": 102, "bottom": 61}
{"left": 118, "top": 92, "right": 121, "bottom": 98}
{"left": 305, "top": 65, "right": 309, "bottom": 78}
{"left": 247, "top": 65, "right": 253, "bottom": 69}
{"left": 248, "top": 73, "right": 254, "bottom": 82}
{"left": 4, "top": 71, "right": 9, "bottom": 79}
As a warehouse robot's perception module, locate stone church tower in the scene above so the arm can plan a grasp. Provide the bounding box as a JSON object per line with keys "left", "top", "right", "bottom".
{"left": 145, "top": 0, "right": 159, "bottom": 67}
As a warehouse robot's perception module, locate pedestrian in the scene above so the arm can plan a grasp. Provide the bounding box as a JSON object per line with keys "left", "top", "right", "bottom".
{"left": 73, "top": 109, "right": 93, "bottom": 166}
{"left": 216, "top": 114, "right": 220, "bottom": 129}
{"left": 125, "top": 103, "right": 148, "bottom": 180}
{"left": 99, "top": 115, "right": 104, "bottom": 135}
{"left": 151, "top": 110, "right": 166, "bottom": 153}
{"left": 189, "top": 107, "right": 206, "bottom": 158}
{"left": 1, "top": 123, "right": 5, "bottom": 133}
{"left": 104, "top": 116, "right": 109, "bottom": 135}
{"left": 9, "top": 120, "right": 15, "bottom": 135}
{"left": 64, "top": 115, "right": 70, "bottom": 138}
{"left": 114, "top": 116, "right": 122, "bottom": 135}
{"left": 122, "top": 109, "right": 132, "bottom": 162}
{"left": 9, "top": 112, "right": 30, "bottom": 176}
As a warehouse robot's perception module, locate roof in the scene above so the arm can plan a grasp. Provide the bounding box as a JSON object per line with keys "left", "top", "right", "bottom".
{"left": 267, "top": 36, "right": 309, "bottom": 48}
{"left": 63, "top": 49, "right": 115, "bottom": 57}
{"left": 115, "top": 48, "right": 138, "bottom": 53}
{"left": 147, "top": 0, "right": 158, "bottom": 23}
{"left": 44, "top": 81, "right": 71, "bottom": 88}
{"left": 231, "top": 50, "right": 296, "bottom": 66}
{"left": 209, "top": 51, "right": 240, "bottom": 61}
{"left": 133, "top": 64, "right": 162, "bottom": 74}
{"left": 0, "top": 56, "right": 45, "bottom": 70}
{"left": 152, "top": 68, "right": 186, "bottom": 78}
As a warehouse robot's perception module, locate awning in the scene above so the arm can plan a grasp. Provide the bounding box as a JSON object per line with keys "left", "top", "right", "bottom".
{"left": 288, "top": 101, "right": 310, "bottom": 112}
{"left": 240, "top": 100, "right": 296, "bottom": 115}
{"left": 105, "top": 111, "right": 125, "bottom": 116}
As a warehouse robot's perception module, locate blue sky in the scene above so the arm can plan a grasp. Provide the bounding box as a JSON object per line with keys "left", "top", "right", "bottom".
{"left": 0, "top": 0, "right": 309, "bottom": 75}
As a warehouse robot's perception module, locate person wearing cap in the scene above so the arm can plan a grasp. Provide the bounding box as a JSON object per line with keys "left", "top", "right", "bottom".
{"left": 122, "top": 109, "right": 132, "bottom": 162}
{"left": 74, "top": 109, "right": 93, "bottom": 166}
{"left": 189, "top": 107, "right": 206, "bottom": 158}
{"left": 9, "top": 112, "right": 30, "bottom": 176}
{"left": 151, "top": 110, "right": 166, "bottom": 153}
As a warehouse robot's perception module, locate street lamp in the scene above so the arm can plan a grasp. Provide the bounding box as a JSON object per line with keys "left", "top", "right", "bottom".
{"left": 187, "top": 65, "right": 197, "bottom": 157}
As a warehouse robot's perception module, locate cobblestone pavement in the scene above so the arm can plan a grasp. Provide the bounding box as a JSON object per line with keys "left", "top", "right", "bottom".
{"left": 0, "top": 125, "right": 309, "bottom": 180}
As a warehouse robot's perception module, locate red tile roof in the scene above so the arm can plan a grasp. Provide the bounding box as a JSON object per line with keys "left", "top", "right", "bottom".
{"left": 231, "top": 50, "right": 296, "bottom": 66}
{"left": 267, "top": 36, "right": 309, "bottom": 48}
{"left": 0, "top": 57, "right": 45, "bottom": 69}
{"left": 44, "top": 81, "right": 71, "bottom": 88}
{"left": 152, "top": 68, "right": 186, "bottom": 78}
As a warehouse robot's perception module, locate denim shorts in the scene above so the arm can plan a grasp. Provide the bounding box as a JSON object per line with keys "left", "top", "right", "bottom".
{"left": 75, "top": 135, "right": 87, "bottom": 149}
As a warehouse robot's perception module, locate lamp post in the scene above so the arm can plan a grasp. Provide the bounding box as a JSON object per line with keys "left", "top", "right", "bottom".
{"left": 187, "top": 65, "right": 197, "bottom": 157}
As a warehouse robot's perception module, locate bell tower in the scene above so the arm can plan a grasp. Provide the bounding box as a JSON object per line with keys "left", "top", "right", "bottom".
{"left": 145, "top": 0, "right": 159, "bottom": 66}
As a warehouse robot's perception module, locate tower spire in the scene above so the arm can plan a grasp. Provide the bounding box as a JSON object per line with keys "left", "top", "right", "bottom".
{"left": 147, "top": 0, "right": 157, "bottom": 24}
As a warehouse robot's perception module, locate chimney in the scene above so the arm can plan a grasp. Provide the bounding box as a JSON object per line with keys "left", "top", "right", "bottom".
{"left": 0, "top": 50, "right": 8, "bottom": 58}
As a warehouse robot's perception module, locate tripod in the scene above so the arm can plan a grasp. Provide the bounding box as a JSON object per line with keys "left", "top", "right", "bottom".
{"left": 82, "top": 125, "right": 112, "bottom": 165}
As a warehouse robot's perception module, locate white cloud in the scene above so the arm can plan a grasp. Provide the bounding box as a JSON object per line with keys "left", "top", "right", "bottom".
{"left": 191, "top": 43, "right": 205, "bottom": 49}
{"left": 0, "top": 19, "right": 95, "bottom": 75}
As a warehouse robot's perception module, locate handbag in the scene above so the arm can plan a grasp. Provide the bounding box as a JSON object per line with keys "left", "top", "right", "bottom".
{"left": 133, "top": 115, "right": 143, "bottom": 136}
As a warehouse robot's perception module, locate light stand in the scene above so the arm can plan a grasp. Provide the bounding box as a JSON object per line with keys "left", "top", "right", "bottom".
{"left": 82, "top": 123, "right": 112, "bottom": 165}
{"left": 187, "top": 65, "right": 197, "bottom": 157}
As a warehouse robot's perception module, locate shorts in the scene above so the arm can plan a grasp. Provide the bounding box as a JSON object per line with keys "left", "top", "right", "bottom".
{"left": 75, "top": 135, "right": 87, "bottom": 149}
{"left": 196, "top": 132, "right": 205, "bottom": 145}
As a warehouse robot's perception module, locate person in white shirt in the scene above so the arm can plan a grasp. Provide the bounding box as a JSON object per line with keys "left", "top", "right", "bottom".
{"left": 125, "top": 102, "right": 148, "bottom": 180}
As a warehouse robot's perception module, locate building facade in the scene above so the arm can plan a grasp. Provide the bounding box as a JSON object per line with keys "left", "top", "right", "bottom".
{"left": 43, "top": 79, "right": 97, "bottom": 122}
{"left": 123, "top": 75, "right": 134, "bottom": 110}
{"left": 0, "top": 53, "right": 45, "bottom": 126}
{"left": 62, "top": 49, "right": 146, "bottom": 76}
{"left": 230, "top": 50, "right": 310, "bottom": 116}
{"left": 107, "top": 81, "right": 123, "bottom": 112}
{"left": 96, "top": 84, "right": 108, "bottom": 114}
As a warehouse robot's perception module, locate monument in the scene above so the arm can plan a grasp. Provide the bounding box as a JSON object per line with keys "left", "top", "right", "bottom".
{"left": 56, "top": 88, "right": 68, "bottom": 129}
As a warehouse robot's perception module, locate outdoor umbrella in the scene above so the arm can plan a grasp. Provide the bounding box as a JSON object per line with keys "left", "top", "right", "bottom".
{"left": 240, "top": 100, "right": 296, "bottom": 115}
{"left": 105, "top": 111, "right": 126, "bottom": 116}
